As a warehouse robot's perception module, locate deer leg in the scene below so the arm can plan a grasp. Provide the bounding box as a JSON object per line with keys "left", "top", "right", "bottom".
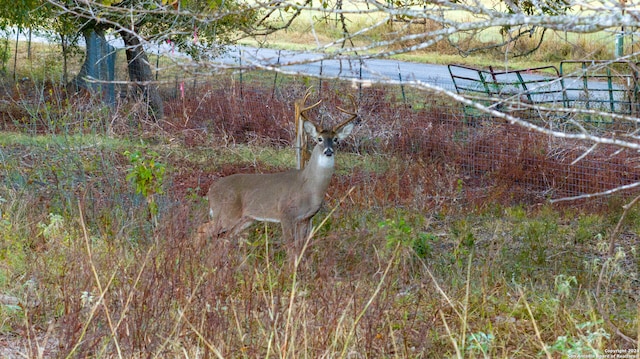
{"left": 226, "top": 217, "right": 254, "bottom": 238}
{"left": 197, "top": 221, "right": 216, "bottom": 237}
{"left": 280, "top": 220, "right": 302, "bottom": 265}
{"left": 200, "top": 208, "right": 253, "bottom": 242}
{"left": 280, "top": 219, "right": 296, "bottom": 242}
{"left": 195, "top": 221, "right": 214, "bottom": 244}
{"left": 295, "top": 219, "right": 312, "bottom": 243}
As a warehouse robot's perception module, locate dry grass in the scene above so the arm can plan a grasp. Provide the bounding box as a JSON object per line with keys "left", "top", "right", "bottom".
{"left": 0, "top": 75, "right": 637, "bottom": 357}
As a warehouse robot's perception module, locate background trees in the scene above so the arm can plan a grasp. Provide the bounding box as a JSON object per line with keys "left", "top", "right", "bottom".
{"left": 1, "top": 0, "right": 261, "bottom": 118}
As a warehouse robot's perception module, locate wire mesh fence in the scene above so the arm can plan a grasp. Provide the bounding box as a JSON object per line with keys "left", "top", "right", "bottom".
{"left": 159, "top": 71, "right": 640, "bottom": 206}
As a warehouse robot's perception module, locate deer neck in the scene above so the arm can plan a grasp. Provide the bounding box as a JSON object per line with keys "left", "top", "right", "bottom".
{"left": 301, "top": 143, "right": 335, "bottom": 192}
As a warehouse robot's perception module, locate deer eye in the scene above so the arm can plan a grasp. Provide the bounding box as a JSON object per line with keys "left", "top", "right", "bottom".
{"left": 333, "top": 137, "right": 339, "bottom": 143}
{"left": 317, "top": 137, "right": 323, "bottom": 143}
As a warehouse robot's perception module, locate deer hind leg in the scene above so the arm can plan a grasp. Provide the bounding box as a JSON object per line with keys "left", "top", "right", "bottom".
{"left": 199, "top": 201, "right": 249, "bottom": 239}
{"left": 225, "top": 217, "right": 255, "bottom": 238}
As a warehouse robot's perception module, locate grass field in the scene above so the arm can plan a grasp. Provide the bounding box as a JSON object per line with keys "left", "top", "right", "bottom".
{"left": 0, "top": 72, "right": 638, "bottom": 357}
{"left": 0, "top": 12, "right": 638, "bottom": 358}
{"left": 238, "top": 0, "right": 623, "bottom": 69}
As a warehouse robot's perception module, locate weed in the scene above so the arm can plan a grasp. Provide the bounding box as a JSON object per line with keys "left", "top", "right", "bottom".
{"left": 513, "top": 217, "right": 558, "bottom": 268}
{"left": 0, "top": 211, "right": 26, "bottom": 288}
{"left": 378, "top": 212, "right": 434, "bottom": 264}
{"left": 38, "top": 213, "right": 67, "bottom": 244}
{"left": 466, "top": 331, "right": 494, "bottom": 358}
{"left": 125, "top": 149, "right": 166, "bottom": 226}
{"left": 0, "top": 37, "right": 8, "bottom": 74}
{"left": 547, "top": 321, "right": 609, "bottom": 357}
{"left": 574, "top": 213, "right": 604, "bottom": 244}
{"left": 450, "top": 218, "right": 475, "bottom": 259}
{"left": 554, "top": 274, "right": 577, "bottom": 301}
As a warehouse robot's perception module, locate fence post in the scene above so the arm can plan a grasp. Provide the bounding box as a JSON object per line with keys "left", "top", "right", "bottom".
{"left": 318, "top": 60, "right": 323, "bottom": 94}
{"left": 82, "top": 30, "right": 116, "bottom": 107}
{"left": 397, "top": 63, "right": 406, "bottom": 105}
{"left": 238, "top": 48, "right": 243, "bottom": 99}
{"left": 272, "top": 50, "right": 281, "bottom": 98}
{"left": 12, "top": 28, "right": 19, "bottom": 82}
{"left": 106, "top": 46, "right": 116, "bottom": 107}
{"left": 359, "top": 59, "right": 363, "bottom": 101}
{"left": 174, "top": 75, "right": 178, "bottom": 99}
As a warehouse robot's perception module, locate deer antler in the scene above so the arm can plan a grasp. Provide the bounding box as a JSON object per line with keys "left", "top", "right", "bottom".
{"left": 295, "top": 88, "right": 323, "bottom": 170}
{"left": 335, "top": 94, "right": 359, "bottom": 130}
{"left": 297, "top": 88, "right": 322, "bottom": 121}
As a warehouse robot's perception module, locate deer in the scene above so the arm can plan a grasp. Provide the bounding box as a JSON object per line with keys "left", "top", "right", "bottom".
{"left": 199, "top": 92, "right": 358, "bottom": 243}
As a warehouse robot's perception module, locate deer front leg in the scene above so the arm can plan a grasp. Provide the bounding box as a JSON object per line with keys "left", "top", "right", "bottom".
{"left": 281, "top": 217, "right": 312, "bottom": 243}
{"left": 294, "top": 219, "right": 312, "bottom": 243}
{"left": 198, "top": 214, "right": 253, "bottom": 241}
{"left": 280, "top": 218, "right": 296, "bottom": 242}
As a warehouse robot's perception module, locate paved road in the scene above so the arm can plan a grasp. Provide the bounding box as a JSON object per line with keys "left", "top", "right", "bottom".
{"left": 217, "top": 46, "right": 616, "bottom": 102}
{"left": 217, "top": 46, "right": 457, "bottom": 89}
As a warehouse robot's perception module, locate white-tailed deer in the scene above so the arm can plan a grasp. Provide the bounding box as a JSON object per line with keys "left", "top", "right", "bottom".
{"left": 200, "top": 94, "right": 358, "bottom": 242}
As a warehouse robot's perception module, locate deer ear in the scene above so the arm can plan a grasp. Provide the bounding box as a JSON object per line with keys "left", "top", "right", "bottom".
{"left": 336, "top": 122, "right": 355, "bottom": 140}
{"left": 303, "top": 120, "right": 320, "bottom": 138}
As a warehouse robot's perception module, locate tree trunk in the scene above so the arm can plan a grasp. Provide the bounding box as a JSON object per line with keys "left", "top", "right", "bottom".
{"left": 69, "top": 28, "right": 116, "bottom": 106}
{"left": 119, "top": 31, "right": 164, "bottom": 120}
{"left": 59, "top": 32, "right": 69, "bottom": 85}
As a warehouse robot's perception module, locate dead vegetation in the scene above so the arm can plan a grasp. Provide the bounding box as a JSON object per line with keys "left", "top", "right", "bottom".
{"left": 0, "top": 77, "right": 637, "bottom": 357}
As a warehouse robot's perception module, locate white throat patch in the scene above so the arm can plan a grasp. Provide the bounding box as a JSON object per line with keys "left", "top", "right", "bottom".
{"left": 317, "top": 154, "right": 335, "bottom": 168}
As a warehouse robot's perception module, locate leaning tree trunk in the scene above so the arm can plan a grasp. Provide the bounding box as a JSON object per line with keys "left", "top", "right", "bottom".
{"left": 119, "top": 31, "right": 164, "bottom": 120}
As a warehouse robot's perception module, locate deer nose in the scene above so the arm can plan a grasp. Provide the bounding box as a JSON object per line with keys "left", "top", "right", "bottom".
{"left": 324, "top": 147, "right": 334, "bottom": 156}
